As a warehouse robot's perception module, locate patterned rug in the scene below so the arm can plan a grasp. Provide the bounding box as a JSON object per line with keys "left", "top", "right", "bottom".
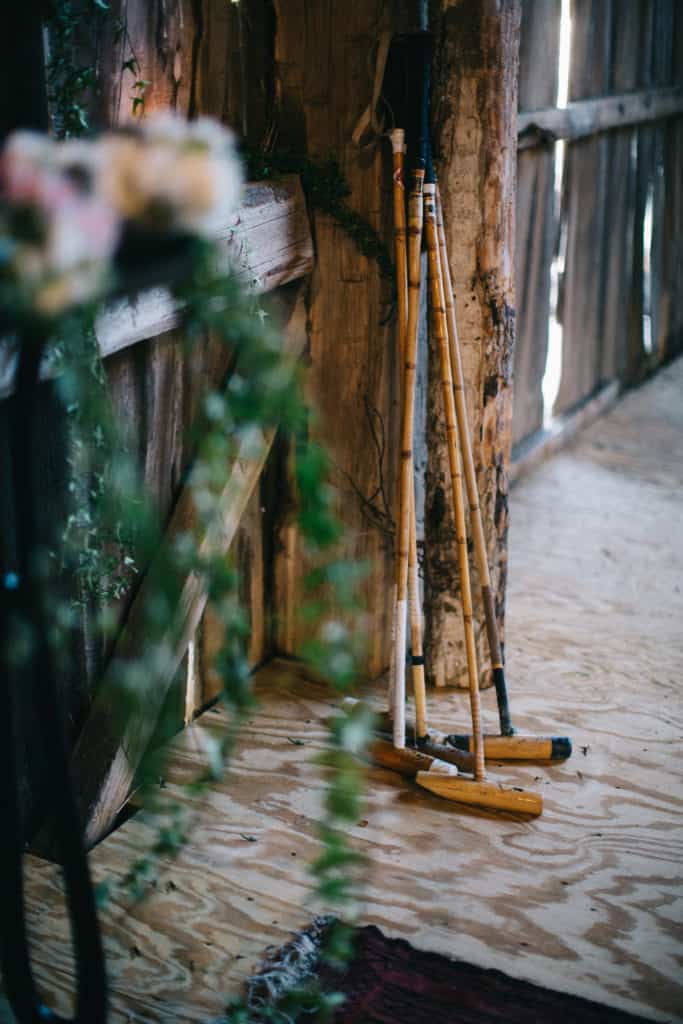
{"left": 241, "top": 918, "right": 654, "bottom": 1023}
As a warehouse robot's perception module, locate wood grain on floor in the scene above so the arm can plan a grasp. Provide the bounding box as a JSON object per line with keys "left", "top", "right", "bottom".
{"left": 19, "top": 358, "right": 683, "bottom": 1023}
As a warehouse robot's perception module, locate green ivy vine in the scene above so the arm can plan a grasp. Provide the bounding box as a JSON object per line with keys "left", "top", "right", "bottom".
{"left": 26, "top": 9, "right": 382, "bottom": 1013}
{"left": 12, "top": 240, "right": 373, "bottom": 1019}
{"left": 246, "top": 147, "right": 395, "bottom": 291}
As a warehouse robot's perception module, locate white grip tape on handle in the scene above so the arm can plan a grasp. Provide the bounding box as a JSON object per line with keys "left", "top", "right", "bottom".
{"left": 393, "top": 598, "right": 407, "bottom": 748}
{"left": 388, "top": 582, "right": 397, "bottom": 708}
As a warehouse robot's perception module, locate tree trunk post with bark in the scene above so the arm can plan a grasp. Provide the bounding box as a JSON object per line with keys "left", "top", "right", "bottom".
{"left": 425, "top": 0, "right": 521, "bottom": 689}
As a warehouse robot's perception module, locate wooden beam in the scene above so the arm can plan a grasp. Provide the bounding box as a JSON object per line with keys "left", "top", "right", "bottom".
{"left": 0, "top": 176, "right": 313, "bottom": 397}
{"left": 518, "top": 85, "right": 683, "bottom": 149}
{"left": 512, "top": 0, "right": 560, "bottom": 447}
{"left": 60, "top": 288, "right": 307, "bottom": 849}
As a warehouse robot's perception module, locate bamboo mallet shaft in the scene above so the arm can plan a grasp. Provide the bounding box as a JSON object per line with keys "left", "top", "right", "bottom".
{"left": 423, "top": 183, "right": 485, "bottom": 782}
{"left": 393, "top": 163, "right": 425, "bottom": 749}
{"left": 389, "top": 129, "right": 427, "bottom": 741}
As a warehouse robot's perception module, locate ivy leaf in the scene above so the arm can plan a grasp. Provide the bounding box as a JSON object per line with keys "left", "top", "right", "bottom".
{"left": 94, "top": 879, "right": 111, "bottom": 908}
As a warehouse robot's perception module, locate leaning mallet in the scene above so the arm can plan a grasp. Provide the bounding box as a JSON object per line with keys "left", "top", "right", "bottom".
{"left": 369, "top": 739, "right": 539, "bottom": 816}
{"left": 433, "top": 186, "right": 571, "bottom": 763}
{"left": 389, "top": 127, "right": 428, "bottom": 742}
{"left": 422, "top": 168, "right": 543, "bottom": 815}
{"left": 390, "top": 31, "right": 431, "bottom": 750}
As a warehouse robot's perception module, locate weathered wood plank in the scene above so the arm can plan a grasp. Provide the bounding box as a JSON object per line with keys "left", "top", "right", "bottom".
{"left": 188, "top": 0, "right": 283, "bottom": 714}
{"left": 199, "top": 483, "right": 266, "bottom": 709}
{"left": 64, "top": 290, "right": 308, "bottom": 848}
{"left": 517, "top": 83, "right": 683, "bottom": 148}
{"left": 271, "top": 0, "right": 398, "bottom": 679}
{"left": 624, "top": 0, "right": 662, "bottom": 382}
{"left": 190, "top": 0, "right": 274, "bottom": 143}
{"left": 555, "top": 0, "right": 612, "bottom": 414}
{"left": 0, "top": 177, "right": 313, "bottom": 398}
{"left": 512, "top": 0, "right": 560, "bottom": 446}
{"left": 96, "top": 177, "right": 313, "bottom": 358}
{"left": 424, "top": 0, "right": 520, "bottom": 688}
{"left": 656, "top": 115, "right": 683, "bottom": 360}
{"left": 648, "top": 0, "right": 679, "bottom": 363}
{"left": 3, "top": 0, "right": 293, "bottom": 838}
{"left": 95, "top": 0, "right": 197, "bottom": 128}
{"left": 599, "top": 3, "right": 643, "bottom": 381}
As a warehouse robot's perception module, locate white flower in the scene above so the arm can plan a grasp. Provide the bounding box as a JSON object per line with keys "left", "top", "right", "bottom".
{"left": 0, "top": 112, "right": 244, "bottom": 317}
{"left": 100, "top": 112, "right": 243, "bottom": 237}
{"left": 1, "top": 132, "right": 120, "bottom": 315}
{"left": 1, "top": 132, "right": 56, "bottom": 205}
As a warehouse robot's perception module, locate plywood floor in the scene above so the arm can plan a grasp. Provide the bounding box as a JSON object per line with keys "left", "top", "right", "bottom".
{"left": 19, "top": 358, "right": 683, "bottom": 1023}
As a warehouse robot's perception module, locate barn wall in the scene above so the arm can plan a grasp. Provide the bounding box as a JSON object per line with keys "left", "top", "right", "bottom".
{"left": 512, "top": 0, "right": 683, "bottom": 450}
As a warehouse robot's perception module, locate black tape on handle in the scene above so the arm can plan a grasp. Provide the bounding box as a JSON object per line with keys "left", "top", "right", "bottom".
{"left": 383, "top": 31, "right": 432, "bottom": 175}
{"left": 404, "top": 31, "right": 432, "bottom": 178}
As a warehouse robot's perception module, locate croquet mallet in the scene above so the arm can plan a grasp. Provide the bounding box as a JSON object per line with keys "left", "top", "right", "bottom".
{"left": 414, "top": 87, "right": 542, "bottom": 815}
{"left": 433, "top": 186, "right": 571, "bottom": 763}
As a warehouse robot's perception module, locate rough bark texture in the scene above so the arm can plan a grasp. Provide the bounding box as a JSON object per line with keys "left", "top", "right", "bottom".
{"left": 425, "top": 0, "right": 520, "bottom": 689}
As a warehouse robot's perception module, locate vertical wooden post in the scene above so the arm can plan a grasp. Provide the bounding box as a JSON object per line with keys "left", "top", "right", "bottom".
{"left": 272, "top": 1, "right": 399, "bottom": 680}
{"left": 513, "top": 0, "right": 560, "bottom": 446}
{"left": 425, "top": 0, "right": 520, "bottom": 689}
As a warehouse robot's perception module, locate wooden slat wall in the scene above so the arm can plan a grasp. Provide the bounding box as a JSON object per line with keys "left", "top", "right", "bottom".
{"left": 623, "top": 1, "right": 658, "bottom": 381}
{"left": 0, "top": 0, "right": 293, "bottom": 835}
{"left": 512, "top": 0, "right": 560, "bottom": 446}
{"left": 513, "top": 0, "right": 683, "bottom": 446}
{"left": 650, "top": 0, "right": 681, "bottom": 362}
{"left": 554, "top": 0, "right": 612, "bottom": 414}
{"left": 598, "top": 2, "right": 643, "bottom": 383}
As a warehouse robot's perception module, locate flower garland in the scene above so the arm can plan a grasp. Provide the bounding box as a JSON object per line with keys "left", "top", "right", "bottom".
{"left": 0, "top": 113, "right": 371, "bottom": 1017}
